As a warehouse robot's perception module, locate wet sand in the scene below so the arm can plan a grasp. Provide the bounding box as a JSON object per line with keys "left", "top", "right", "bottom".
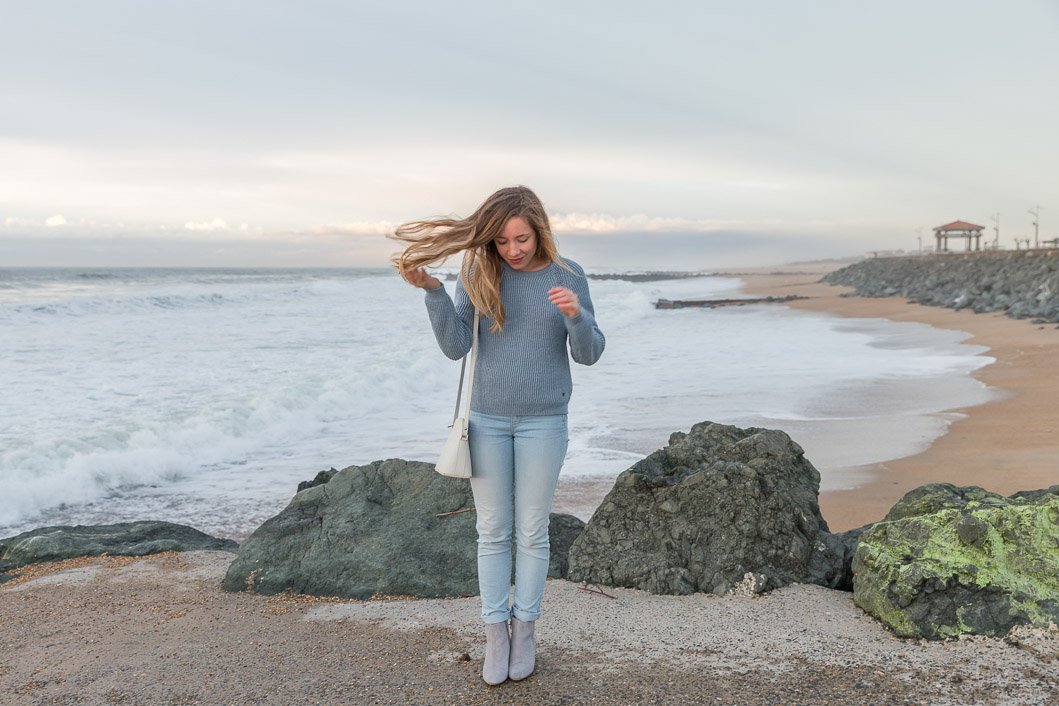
{"left": 736, "top": 267, "right": 1059, "bottom": 531}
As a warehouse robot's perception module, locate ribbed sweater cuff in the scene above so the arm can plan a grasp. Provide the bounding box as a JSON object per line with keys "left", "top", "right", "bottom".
{"left": 424, "top": 282, "right": 447, "bottom": 298}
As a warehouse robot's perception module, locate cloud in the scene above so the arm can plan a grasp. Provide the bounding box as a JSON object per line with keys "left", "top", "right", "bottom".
{"left": 44, "top": 214, "right": 67, "bottom": 226}
{"left": 302, "top": 221, "right": 397, "bottom": 237}
{"left": 184, "top": 218, "right": 230, "bottom": 232}
{"left": 550, "top": 212, "right": 726, "bottom": 234}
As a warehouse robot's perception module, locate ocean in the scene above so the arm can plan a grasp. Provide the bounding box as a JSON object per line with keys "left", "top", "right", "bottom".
{"left": 0, "top": 267, "right": 995, "bottom": 539}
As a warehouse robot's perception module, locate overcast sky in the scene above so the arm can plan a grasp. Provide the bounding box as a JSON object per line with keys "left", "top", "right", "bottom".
{"left": 2, "top": 1, "right": 1057, "bottom": 268}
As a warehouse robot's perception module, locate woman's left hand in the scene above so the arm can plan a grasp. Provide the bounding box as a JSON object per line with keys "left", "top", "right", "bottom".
{"left": 548, "top": 286, "right": 580, "bottom": 318}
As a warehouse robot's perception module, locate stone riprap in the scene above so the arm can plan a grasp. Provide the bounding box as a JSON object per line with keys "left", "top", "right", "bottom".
{"left": 223, "top": 458, "right": 585, "bottom": 599}
{"left": 853, "top": 484, "right": 1059, "bottom": 639}
{"left": 566, "top": 422, "right": 846, "bottom": 595}
{"left": 823, "top": 251, "right": 1059, "bottom": 323}
{"left": 0, "top": 521, "right": 238, "bottom": 573}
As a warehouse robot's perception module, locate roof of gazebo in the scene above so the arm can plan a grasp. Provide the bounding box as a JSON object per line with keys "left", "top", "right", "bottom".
{"left": 934, "top": 220, "right": 985, "bottom": 232}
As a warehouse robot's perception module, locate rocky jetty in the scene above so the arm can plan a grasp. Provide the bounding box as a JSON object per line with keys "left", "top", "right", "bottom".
{"left": 655, "top": 295, "right": 807, "bottom": 309}
{"left": 566, "top": 422, "right": 850, "bottom": 595}
{"left": 824, "top": 251, "right": 1059, "bottom": 323}
{"left": 223, "top": 459, "right": 585, "bottom": 599}
{"left": 0, "top": 521, "right": 237, "bottom": 576}
{"left": 853, "top": 483, "right": 1059, "bottom": 639}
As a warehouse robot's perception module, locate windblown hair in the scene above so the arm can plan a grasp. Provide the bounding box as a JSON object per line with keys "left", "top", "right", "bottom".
{"left": 391, "top": 185, "right": 569, "bottom": 332}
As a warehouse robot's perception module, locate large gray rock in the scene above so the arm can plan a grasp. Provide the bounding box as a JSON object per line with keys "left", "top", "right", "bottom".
{"left": 853, "top": 484, "right": 1059, "bottom": 639}
{"left": 811, "top": 524, "right": 870, "bottom": 592}
{"left": 297, "top": 467, "right": 338, "bottom": 492}
{"left": 567, "top": 422, "right": 839, "bottom": 595}
{"left": 223, "top": 458, "right": 585, "bottom": 599}
{"left": 0, "top": 560, "right": 17, "bottom": 584}
{"left": 0, "top": 520, "right": 238, "bottom": 571}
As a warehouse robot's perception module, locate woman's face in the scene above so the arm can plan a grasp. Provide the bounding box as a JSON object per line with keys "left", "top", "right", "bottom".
{"left": 494, "top": 216, "right": 540, "bottom": 270}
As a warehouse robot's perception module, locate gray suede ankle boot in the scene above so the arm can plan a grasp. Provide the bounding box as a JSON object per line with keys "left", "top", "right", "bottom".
{"left": 482, "top": 621, "right": 510, "bottom": 685}
{"left": 508, "top": 617, "right": 536, "bottom": 680}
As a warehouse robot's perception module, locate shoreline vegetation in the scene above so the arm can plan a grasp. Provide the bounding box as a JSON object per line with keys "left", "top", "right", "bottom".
{"left": 3, "top": 256, "right": 1058, "bottom": 703}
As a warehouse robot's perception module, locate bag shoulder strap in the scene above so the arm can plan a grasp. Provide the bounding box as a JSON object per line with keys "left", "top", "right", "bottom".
{"left": 451, "top": 309, "right": 480, "bottom": 424}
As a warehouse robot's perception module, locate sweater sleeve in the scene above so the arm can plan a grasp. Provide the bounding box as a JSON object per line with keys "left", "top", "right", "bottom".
{"left": 563, "top": 265, "right": 606, "bottom": 366}
{"left": 423, "top": 279, "right": 473, "bottom": 360}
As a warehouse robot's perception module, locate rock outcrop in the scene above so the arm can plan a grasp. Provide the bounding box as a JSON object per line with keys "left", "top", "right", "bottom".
{"left": 223, "top": 459, "right": 585, "bottom": 599}
{"left": 882, "top": 482, "right": 1017, "bottom": 521}
{"left": 566, "top": 422, "right": 845, "bottom": 595}
{"left": 0, "top": 521, "right": 238, "bottom": 573}
{"left": 824, "top": 251, "right": 1059, "bottom": 324}
{"left": 296, "top": 467, "right": 338, "bottom": 492}
{"left": 853, "top": 484, "right": 1059, "bottom": 639}
{"left": 812, "top": 524, "right": 869, "bottom": 593}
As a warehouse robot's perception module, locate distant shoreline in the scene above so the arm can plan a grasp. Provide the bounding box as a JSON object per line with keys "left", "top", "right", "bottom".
{"left": 584, "top": 271, "right": 837, "bottom": 282}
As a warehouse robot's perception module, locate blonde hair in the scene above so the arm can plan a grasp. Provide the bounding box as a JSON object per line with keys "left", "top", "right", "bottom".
{"left": 391, "top": 185, "right": 569, "bottom": 332}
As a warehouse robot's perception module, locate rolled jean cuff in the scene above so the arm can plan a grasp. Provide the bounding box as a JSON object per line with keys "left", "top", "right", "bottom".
{"left": 512, "top": 606, "right": 540, "bottom": 623}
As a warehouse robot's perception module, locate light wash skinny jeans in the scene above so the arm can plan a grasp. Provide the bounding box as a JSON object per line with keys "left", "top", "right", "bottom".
{"left": 468, "top": 410, "right": 568, "bottom": 624}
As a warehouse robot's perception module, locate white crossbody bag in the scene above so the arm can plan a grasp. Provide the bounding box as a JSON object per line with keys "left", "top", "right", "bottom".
{"left": 435, "top": 310, "right": 480, "bottom": 478}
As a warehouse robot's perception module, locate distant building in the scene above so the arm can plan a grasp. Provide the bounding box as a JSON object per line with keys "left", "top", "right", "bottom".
{"left": 934, "top": 220, "right": 985, "bottom": 252}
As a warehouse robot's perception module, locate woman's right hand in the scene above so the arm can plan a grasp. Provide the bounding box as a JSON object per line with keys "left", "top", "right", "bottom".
{"left": 402, "top": 267, "right": 442, "bottom": 290}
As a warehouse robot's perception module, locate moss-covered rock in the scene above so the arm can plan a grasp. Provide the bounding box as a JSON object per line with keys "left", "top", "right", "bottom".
{"left": 882, "top": 482, "right": 1011, "bottom": 521}
{"left": 853, "top": 494, "right": 1059, "bottom": 639}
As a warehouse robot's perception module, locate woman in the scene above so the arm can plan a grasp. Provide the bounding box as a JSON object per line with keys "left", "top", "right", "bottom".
{"left": 393, "top": 186, "right": 605, "bottom": 685}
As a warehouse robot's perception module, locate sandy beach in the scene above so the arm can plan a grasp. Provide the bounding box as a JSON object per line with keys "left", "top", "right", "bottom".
{"left": 734, "top": 266, "right": 1059, "bottom": 532}
{"left": 2, "top": 550, "right": 1056, "bottom": 705}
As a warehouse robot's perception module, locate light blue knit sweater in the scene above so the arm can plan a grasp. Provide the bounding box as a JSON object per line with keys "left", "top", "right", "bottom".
{"left": 424, "top": 258, "right": 605, "bottom": 416}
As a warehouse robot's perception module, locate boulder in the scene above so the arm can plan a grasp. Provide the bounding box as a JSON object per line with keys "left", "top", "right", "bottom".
{"left": 223, "top": 458, "right": 585, "bottom": 599}
{"left": 297, "top": 467, "right": 338, "bottom": 492}
{"left": 547, "top": 513, "right": 586, "bottom": 580}
{"left": 882, "top": 482, "right": 1012, "bottom": 521}
{"left": 0, "top": 521, "right": 238, "bottom": 571}
{"left": 811, "top": 524, "right": 870, "bottom": 593}
{"left": 853, "top": 485, "right": 1059, "bottom": 639}
{"left": 567, "top": 422, "right": 839, "bottom": 595}
{"left": 1011, "top": 485, "right": 1059, "bottom": 504}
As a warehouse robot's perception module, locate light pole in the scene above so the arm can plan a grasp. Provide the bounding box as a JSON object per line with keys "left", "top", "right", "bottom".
{"left": 1029, "top": 206, "right": 1040, "bottom": 248}
{"left": 915, "top": 227, "right": 922, "bottom": 255}
{"left": 990, "top": 213, "right": 1000, "bottom": 249}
